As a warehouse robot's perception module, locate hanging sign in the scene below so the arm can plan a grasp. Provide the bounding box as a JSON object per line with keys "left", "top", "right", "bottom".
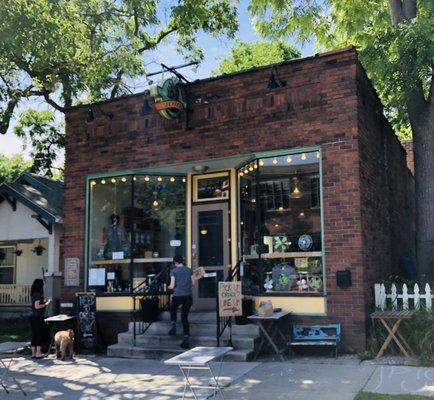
{"left": 150, "top": 77, "right": 187, "bottom": 119}
{"left": 76, "top": 292, "right": 97, "bottom": 353}
{"left": 218, "top": 281, "right": 242, "bottom": 317}
{"left": 64, "top": 258, "right": 80, "bottom": 287}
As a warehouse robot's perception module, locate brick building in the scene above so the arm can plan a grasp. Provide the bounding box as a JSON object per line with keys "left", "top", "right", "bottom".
{"left": 62, "top": 47, "right": 414, "bottom": 352}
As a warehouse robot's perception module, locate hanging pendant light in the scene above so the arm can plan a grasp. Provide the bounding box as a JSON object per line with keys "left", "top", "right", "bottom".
{"left": 290, "top": 177, "right": 302, "bottom": 199}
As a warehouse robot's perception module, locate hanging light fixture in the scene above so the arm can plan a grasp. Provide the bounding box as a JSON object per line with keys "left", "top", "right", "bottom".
{"left": 290, "top": 177, "right": 302, "bottom": 199}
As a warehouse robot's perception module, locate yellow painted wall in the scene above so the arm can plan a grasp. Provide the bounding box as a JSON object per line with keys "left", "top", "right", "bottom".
{"left": 254, "top": 296, "right": 326, "bottom": 315}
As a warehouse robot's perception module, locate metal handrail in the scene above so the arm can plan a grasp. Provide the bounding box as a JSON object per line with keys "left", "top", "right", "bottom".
{"left": 216, "top": 260, "right": 242, "bottom": 347}
{"left": 132, "top": 263, "right": 172, "bottom": 346}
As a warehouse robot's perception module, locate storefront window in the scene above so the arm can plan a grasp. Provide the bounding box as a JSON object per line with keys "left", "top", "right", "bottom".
{"left": 88, "top": 174, "right": 186, "bottom": 293}
{"left": 239, "top": 151, "right": 324, "bottom": 294}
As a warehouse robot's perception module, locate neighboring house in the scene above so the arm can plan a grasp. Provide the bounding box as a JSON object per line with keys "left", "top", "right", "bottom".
{"left": 0, "top": 173, "right": 63, "bottom": 309}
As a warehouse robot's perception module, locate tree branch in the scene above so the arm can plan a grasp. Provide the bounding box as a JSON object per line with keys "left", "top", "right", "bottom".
{"left": 402, "top": 0, "right": 416, "bottom": 20}
{"left": 388, "top": 0, "right": 404, "bottom": 24}
{"left": 110, "top": 69, "right": 124, "bottom": 98}
{"left": 0, "top": 98, "right": 18, "bottom": 134}
{"left": 138, "top": 27, "right": 177, "bottom": 53}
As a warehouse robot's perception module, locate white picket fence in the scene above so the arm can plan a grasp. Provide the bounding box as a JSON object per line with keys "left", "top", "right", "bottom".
{"left": 374, "top": 283, "right": 433, "bottom": 311}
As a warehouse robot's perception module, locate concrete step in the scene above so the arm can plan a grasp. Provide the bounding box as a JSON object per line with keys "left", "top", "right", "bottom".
{"left": 128, "top": 321, "right": 259, "bottom": 336}
{"left": 107, "top": 344, "right": 254, "bottom": 361}
{"left": 118, "top": 332, "right": 259, "bottom": 350}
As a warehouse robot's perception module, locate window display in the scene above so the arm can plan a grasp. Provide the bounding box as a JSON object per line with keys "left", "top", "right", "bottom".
{"left": 88, "top": 174, "right": 186, "bottom": 293}
{"left": 238, "top": 151, "right": 324, "bottom": 294}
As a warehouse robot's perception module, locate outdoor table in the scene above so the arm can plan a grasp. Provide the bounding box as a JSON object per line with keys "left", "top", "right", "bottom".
{"left": 0, "top": 341, "right": 28, "bottom": 395}
{"left": 164, "top": 346, "right": 233, "bottom": 400}
{"left": 44, "top": 314, "right": 76, "bottom": 356}
{"left": 370, "top": 310, "right": 415, "bottom": 358}
{"left": 248, "top": 310, "right": 292, "bottom": 361}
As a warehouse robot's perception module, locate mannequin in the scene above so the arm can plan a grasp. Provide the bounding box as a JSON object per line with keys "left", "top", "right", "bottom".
{"left": 103, "top": 213, "right": 129, "bottom": 259}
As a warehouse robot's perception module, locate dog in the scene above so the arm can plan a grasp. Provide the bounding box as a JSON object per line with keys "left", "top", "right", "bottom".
{"left": 54, "top": 329, "right": 74, "bottom": 360}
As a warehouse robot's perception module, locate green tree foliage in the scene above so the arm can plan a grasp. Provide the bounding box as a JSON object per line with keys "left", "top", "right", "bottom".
{"left": 249, "top": 0, "right": 433, "bottom": 140}
{"left": 214, "top": 40, "right": 301, "bottom": 75}
{"left": 0, "top": 0, "right": 239, "bottom": 133}
{"left": 249, "top": 0, "right": 434, "bottom": 279}
{"left": 0, "top": 154, "right": 32, "bottom": 183}
{"left": 13, "top": 109, "right": 64, "bottom": 177}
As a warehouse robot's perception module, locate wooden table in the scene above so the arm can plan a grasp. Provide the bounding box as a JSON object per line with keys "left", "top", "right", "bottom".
{"left": 165, "top": 346, "right": 233, "bottom": 400}
{"left": 248, "top": 310, "right": 292, "bottom": 361}
{"left": 370, "top": 311, "right": 415, "bottom": 358}
{"left": 0, "top": 341, "right": 28, "bottom": 395}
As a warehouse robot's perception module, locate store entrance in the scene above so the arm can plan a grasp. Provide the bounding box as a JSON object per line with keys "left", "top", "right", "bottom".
{"left": 191, "top": 202, "right": 230, "bottom": 310}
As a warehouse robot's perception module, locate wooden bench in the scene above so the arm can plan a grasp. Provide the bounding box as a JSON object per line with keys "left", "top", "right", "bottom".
{"left": 291, "top": 324, "right": 341, "bottom": 358}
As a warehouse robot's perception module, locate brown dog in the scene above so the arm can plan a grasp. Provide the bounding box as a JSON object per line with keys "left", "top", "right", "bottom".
{"left": 54, "top": 329, "right": 74, "bottom": 360}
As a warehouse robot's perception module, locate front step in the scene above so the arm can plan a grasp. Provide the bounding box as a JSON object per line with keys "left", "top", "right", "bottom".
{"left": 108, "top": 311, "right": 259, "bottom": 361}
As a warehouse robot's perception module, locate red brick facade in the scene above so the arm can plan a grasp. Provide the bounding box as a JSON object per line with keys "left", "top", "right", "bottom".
{"left": 62, "top": 47, "right": 414, "bottom": 351}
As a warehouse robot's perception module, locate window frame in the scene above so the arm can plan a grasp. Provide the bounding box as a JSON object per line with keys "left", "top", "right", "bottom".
{"left": 0, "top": 245, "right": 17, "bottom": 285}
{"left": 236, "top": 146, "right": 326, "bottom": 296}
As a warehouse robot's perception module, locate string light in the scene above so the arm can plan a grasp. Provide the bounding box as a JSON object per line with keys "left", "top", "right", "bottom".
{"left": 316, "top": 151, "right": 320, "bottom": 159}
{"left": 286, "top": 156, "right": 292, "bottom": 163}
{"left": 157, "top": 176, "right": 163, "bottom": 182}
{"left": 182, "top": 178, "right": 186, "bottom": 183}
{"left": 253, "top": 163, "right": 258, "bottom": 169}
{"left": 101, "top": 179, "right": 106, "bottom": 184}
{"left": 152, "top": 200, "right": 159, "bottom": 207}
{"left": 121, "top": 177, "right": 127, "bottom": 183}
{"left": 272, "top": 158, "right": 278, "bottom": 165}
{"left": 278, "top": 206, "right": 284, "bottom": 211}
{"left": 301, "top": 153, "right": 307, "bottom": 161}
{"left": 239, "top": 171, "right": 244, "bottom": 177}
{"left": 170, "top": 177, "right": 175, "bottom": 182}
{"left": 90, "top": 181, "right": 96, "bottom": 187}
{"left": 111, "top": 178, "right": 116, "bottom": 183}
{"left": 133, "top": 176, "right": 137, "bottom": 181}
{"left": 249, "top": 165, "right": 254, "bottom": 171}
{"left": 144, "top": 176, "right": 150, "bottom": 182}
{"left": 259, "top": 160, "right": 264, "bottom": 167}
{"left": 244, "top": 168, "right": 249, "bottom": 174}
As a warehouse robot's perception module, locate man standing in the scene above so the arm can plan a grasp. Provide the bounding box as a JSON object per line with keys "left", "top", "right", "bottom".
{"left": 168, "top": 255, "right": 195, "bottom": 349}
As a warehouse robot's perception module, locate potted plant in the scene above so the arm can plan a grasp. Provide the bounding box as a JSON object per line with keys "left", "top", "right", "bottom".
{"left": 33, "top": 245, "right": 46, "bottom": 256}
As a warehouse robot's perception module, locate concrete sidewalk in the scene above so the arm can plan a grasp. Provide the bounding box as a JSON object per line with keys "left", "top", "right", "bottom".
{"left": 2, "top": 355, "right": 434, "bottom": 399}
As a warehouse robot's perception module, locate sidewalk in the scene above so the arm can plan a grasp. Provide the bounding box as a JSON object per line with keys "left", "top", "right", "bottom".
{"left": 2, "top": 355, "right": 434, "bottom": 399}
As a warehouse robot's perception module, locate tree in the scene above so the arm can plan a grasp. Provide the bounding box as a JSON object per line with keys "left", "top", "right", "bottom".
{"left": 213, "top": 40, "right": 301, "bottom": 75}
{"left": 13, "top": 109, "right": 64, "bottom": 177}
{"left": 249, "top": 0, "right": 434, "bottom": 279}
{"left": 0, "top": 0, "right": 239, "bottom": 133}
{"left": 0, "top": 154, "right": 32, "bottom": 183}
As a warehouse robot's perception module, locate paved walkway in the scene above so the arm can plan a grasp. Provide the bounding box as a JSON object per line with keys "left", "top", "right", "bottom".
{"left": 1, "top": 355, "right": 434, "bottom": 399}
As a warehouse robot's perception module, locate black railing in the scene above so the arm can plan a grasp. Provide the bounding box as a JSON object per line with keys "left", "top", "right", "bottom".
{"left": 216, "top": 260, "right": 242, "bottom": 347}
{"left": 132, "top": 264, "right": 172, "bottom": 346}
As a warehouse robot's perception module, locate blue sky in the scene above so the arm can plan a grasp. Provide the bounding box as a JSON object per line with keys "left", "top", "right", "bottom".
{"left": 0, "top": 0, "right": 315, "bottom": 159}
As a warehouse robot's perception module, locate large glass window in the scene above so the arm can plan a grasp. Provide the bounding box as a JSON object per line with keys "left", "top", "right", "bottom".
{"left": 239, "top": 151, "right": 324, "bottom": 294}
{"left": 88, "top": 174, "right": 186, "bottom": 293}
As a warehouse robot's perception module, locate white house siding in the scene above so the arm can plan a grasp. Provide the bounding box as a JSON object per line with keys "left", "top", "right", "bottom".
{"left": 0, "top": 201, "right": 49, "bottom": 240}
{"left": 15, "top": 240, "right": 49, "bottom": 285}
{"left": 0, "top": 201, "right": 60, "bottom": 282}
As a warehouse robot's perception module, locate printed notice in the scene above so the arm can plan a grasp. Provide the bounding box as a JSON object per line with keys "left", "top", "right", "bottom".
{"left": 64, "top": 258, "right": 80, "bottom": 287}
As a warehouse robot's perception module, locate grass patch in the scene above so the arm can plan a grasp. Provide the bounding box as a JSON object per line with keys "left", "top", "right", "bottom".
{"left": 0, "top": 318, "right": 30, "bottom": 343}
{"left": 355, "top": 392, "right": 432, "bottom": 399}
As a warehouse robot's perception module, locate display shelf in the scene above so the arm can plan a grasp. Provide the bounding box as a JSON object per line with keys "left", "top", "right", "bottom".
{"left": 91, "top": 257, "right": 173, "bottom": 266}
{"left": 244, "top": 251, "right": 322, "bottom": 260}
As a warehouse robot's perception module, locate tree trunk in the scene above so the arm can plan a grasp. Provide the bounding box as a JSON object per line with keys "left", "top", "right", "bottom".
{"left": 411, "top": 106, "right": 434, "bottom": 282}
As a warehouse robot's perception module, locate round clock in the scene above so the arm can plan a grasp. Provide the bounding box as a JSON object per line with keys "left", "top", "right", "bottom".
{"left": 298, "top": 234, "right": 313, "bottom": 251}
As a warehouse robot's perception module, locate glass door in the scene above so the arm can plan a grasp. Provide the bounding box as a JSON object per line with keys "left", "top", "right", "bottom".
{"left": 191, "top": 203, "right": 229, "bottom": 309}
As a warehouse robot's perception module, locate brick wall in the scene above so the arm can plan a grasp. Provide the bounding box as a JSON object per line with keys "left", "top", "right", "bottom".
{"left": 62, "top": 47, "right": 412, "bottom": 351}
{"left": 356, "top": 64, "right": 415, "bottom": 321}
{"left": 401, "top": 140, "right": 414, "bottom": 174}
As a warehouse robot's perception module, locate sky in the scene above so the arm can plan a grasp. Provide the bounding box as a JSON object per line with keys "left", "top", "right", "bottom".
{"left": 0, "top": 0, "right": 315, "bottom": 160}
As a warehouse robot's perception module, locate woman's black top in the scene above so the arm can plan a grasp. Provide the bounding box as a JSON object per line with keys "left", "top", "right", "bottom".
{"left": 30, "top": 292, "right": 45, "bottom": 317}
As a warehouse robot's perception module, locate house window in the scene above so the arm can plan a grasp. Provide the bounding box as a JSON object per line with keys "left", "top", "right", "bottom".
{"left": 0, "top": 246, "right": 16, "bottom": 284}
{"left": 192, "top": 172, "right": 230, "bottom": 202}
{"left": 239, "top": 150, "right": 324, "bottom": 295}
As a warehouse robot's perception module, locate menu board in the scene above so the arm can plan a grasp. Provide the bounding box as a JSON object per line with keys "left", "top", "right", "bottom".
{"left": 218, "top": 281, "right": 242, "bottom": 317}
{"left": 64, "top": 258, "right": 80, "bottom": 287}
{"left": 76, "top": 292, "right": 96, "bottom": 353}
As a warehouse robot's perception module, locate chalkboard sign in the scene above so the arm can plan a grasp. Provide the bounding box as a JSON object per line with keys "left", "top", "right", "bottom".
{"left": 76, "top": 292, "right": 96, "bottom": 353}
